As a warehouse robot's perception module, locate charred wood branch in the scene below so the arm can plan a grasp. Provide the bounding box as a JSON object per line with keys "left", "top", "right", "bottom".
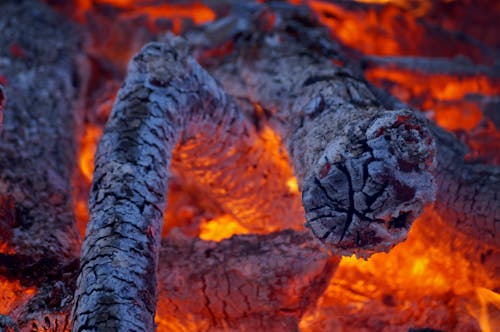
{"left": 0, "top": 0, "right": 85, "bottom": 329}
{"left": 188, "top": 7, "right": 437, "bottom": 257}
{"left": 0, "top": 0, "right": 83, "bottom": 260}
{"left": 430, "top": 125, "right": 500, "bottom": 247}
{"left": 72, "top": 38, "right": 298, "bottom": 331}
{"left": 189, "top": 5, "right": 499, "bottom": 251}
{"left": 158, "top": 230, "right": 338, "bottom": 331}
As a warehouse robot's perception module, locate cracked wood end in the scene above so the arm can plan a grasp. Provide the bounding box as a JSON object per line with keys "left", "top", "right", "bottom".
{"left": 190, "top": 6, "right": 437, "bottom": 256}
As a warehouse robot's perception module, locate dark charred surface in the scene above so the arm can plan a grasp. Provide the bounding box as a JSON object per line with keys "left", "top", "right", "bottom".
{"left": 158, "top": 230, "right": 338, "bottom": 331}
{"left": 0, "top": 0, "right": 85, "bottom": 329}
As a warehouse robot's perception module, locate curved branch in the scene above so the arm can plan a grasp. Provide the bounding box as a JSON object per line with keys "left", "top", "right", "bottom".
{"left": 72, "top": 38, "right": 304, "bottom": 331}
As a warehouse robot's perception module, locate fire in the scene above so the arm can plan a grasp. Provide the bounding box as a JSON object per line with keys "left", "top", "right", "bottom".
{"left": 199, "top": 214, "right": 249, "bottom": 242}
{"left": 286, "top": 177, "right": 299, "bottom": 194}
{"left": 308, "top": 0, "right": 423, "bottom": 56}
{"left": 300, "top": 210, "right": 499, "bottom": 331}
{"left": 0, "top": 277, "right": 36, "bottom": 316}
{"left": 471, "top": 288, "right": 500, "bottom": 332}
{"left": 29, "top": 0, "right": 500, "bottom": 330}
{"left": 366, "top": 67, "right": 500, "bottom": 131}
{"left": 74, "top": 0, "right": 215, "bottom": 34}
{"left": 79, "top": 124, "right": 102, "bottom": 183}
{"left": 307, "top": 0, "right": 489, "bottom": 62}
{"left": 354, "top": 0, "right": 438, "bottom": 16}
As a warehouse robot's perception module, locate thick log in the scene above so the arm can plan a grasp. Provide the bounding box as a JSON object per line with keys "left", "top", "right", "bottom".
{"left": 157, "top": 230, "right": 338, "bottom": 331}
{"left": 187, "top": 3, "right": 499, "bottom": 252}
{"left": 0, "top": 0, "right": 85, "bottom": 329}
{"left": 430, "top": 124, "right": 500, "bottom": 247}
{"left": 188, "top": 6, "right": 437, "bottom": 256}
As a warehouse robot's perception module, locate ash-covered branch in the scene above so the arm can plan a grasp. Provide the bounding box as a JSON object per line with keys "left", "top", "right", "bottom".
{"left": 0, "top": 0, "right": 85, "bottom": 329}
{"left": 158, "top": 230, "right": 338, "bottom": 331}
{"left": 72, "top": 37, "right": 305, "bottom": 331}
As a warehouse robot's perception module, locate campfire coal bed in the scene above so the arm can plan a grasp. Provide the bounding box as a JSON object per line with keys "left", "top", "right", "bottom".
{"left": 0, "top": 1, "right": 499, "bottom": 331}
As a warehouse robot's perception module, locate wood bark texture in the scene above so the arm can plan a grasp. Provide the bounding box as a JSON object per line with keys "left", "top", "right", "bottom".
{"left": 0, "top": 0, "right": 84, "bottom": 329}
{"left": 72, "top": 37, "right": 289, "bottom": 331}
{"left": 157, "top": 230, "right": 338, "bottom": 331}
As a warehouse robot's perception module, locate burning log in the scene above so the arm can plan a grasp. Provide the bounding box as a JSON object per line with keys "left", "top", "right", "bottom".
{"left": 430, "top": 125, "right": 500, "bottom": 247}
{"left": 0, "top": 0, "right": 85, "bottom": 329}
{"left": 187, "top": 6, "right": 437, "bottom": 256}
{"left": 187, "top": 4, "right": 500, "bottom": 251}
{"left": 157, "top": 230, "right": 338, "bottom": 331}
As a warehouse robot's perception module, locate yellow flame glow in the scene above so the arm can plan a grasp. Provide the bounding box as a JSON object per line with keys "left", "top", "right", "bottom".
{"left": 199, "top": 215, "right": 250, "bottom": 242}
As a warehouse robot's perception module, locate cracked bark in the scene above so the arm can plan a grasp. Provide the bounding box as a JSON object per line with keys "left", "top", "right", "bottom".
{"left": 0, "top": 0, "right": 84, "bottom": 329}
{"left": 157, "top": 230, "right": 338, "bottom": 331}
{"left": 430, "top": 124, "right": 500, "bottom": 247}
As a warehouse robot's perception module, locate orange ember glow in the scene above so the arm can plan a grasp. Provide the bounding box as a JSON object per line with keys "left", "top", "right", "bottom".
{"left": 300, "top": 210, "right": 500, "bottom": 331}
{"left": 471, "top": 288, "right": 500, "bottom": 332}
{"left": 75, "top": 1, "right": 215, "bottom": 34}
{"left": 366, "top": 67, "right": 500, "bottom": 131}
{"left": 309, "top": 0, "right": 423, "bottom": 56}
{"left": 0, "top": 277, "right": 36, "bottom": 316}
{"left": 79, "top": 124, "right": 103, "bottom": 183}
{"left": 199, "top": 214, "right": 249, "bottom": 242}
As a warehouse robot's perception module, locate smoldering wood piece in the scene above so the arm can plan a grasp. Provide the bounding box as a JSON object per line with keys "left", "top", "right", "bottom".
{"left": 0, "top": 0, "right": 85, "bottom": 330}
{"left": 73, "top": 37, "right": 304, "bottom": 331}
{"left": 158, "top": 230, "right": 338, "bottom": 331}
{"left": 364, "top": 56, "right": 500, "bottom": 246}
{"left": 187, "top": 5, "right": 437, "bottom": 257}
{"left": 430, "top": 123, "right": 500, "bottom": 247}
{"left": 0, "top": 0, "right": 83, "bottom": 260}
{"left": 189, "top": 3, "right": 499, "bottom": 251}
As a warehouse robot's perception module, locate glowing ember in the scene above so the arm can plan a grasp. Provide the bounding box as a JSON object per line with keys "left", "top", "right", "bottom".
{"left": 299, "top": 209, "right": 499, "bottom": 331}
{"left": 0, "top": 277, "right": 36, "bottom": 316}
{"left": 74, "top": 0, "right": 215, "bottom": 35}
{"left": 286, "top": 177, "right": 299, "bottom": 194}
{"left": 199, "top": 214, "right": 249, "bottom": 242}
{"left": 365, "top": 67, "right": 500, "bottom": 131}
{"left": 308, "top": 0, "right": 424, "bottom": 56}
{"left": 470, "top": 287, "right": 500, "bottom": 332}
{"left": 79, "top": 124, "right": 102, "bottom": 183}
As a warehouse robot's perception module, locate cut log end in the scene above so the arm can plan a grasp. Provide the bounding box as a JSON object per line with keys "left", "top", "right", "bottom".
{"left": 303, "top": 111, "right": 437, "bottom": 257}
